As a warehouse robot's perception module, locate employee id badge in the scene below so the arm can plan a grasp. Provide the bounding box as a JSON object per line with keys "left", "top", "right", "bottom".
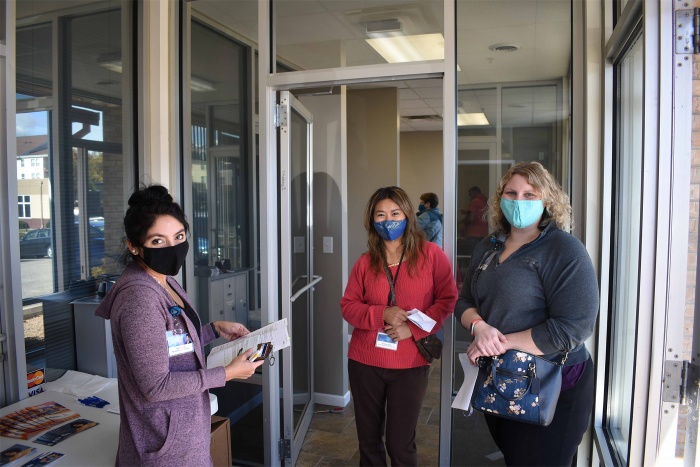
{"left": 166, "top": 329, "right": 194, "bottom": 357}
{"left": 376, "top": 331, "right": 398, "bottom": 351}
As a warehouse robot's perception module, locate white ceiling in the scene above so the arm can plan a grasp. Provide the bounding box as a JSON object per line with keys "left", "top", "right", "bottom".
{"left": 193, "top": 0, "right": 571, "bottom": 131}
{"left": 15, "top": 0, "right": 571, "bottom": 132}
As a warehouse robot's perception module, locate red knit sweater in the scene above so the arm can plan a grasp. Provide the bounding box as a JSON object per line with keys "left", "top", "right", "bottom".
{"left": 341, "top": 241, "right": 458, "bottom": 369}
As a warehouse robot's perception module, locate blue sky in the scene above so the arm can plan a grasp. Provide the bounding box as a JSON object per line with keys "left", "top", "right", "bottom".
{"left": 16, "top": 107, "right": 104, "bottom": 141}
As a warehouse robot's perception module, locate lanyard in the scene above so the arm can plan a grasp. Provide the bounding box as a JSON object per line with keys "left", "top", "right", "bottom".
{"left": 382, "top": 249, "right": 406, "bottom": 307}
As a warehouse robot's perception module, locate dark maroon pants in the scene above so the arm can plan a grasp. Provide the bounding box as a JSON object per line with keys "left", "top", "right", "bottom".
{"left": 348, "top": 359, "right": 430, "bottom": 466}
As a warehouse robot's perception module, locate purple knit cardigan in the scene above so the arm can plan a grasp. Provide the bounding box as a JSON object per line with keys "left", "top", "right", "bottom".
{"left": 95, "top": 263, "right": 226, "bottom": 466}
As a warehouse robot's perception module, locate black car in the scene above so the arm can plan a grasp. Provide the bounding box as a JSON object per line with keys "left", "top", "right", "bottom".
{"left": 19, "top": 227, "right": 105, "bottom": 267}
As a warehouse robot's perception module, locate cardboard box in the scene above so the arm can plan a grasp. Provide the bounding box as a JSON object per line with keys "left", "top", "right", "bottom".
{"left": 210, "top": 415, "right": 232, "bottom": 467}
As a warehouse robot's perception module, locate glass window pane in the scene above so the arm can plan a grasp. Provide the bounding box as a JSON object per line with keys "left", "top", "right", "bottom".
{"left": 189, "top": 21, "right": 249, "bottom": 271}
{"left": 606, "top": 33, "right": 644, "bottom": 464}
{"left": 16, "top": 1, "right": 134, "bottom": 383}
{"left": 274, "top": 0, "right": 444, "bottom": 72}
{"left": 452, "top": 0, "right": 571, "bottom": 463}
{"left": 188, "top": 20, "right": 257, "bottom": 464}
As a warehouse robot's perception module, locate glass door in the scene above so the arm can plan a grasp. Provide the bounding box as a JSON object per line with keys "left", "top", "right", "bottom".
{"left": 278, "top": 90, "right": 318, "bottom": 465}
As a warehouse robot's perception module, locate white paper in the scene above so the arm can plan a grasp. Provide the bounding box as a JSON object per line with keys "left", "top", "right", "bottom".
{"left": 406, "top": 308, "right": 437, "bottom": 332}
{"left": 44, "top": 370, "right": 117, "bottom": 398}
{"left": 207, "top": 318, "right": 291, "bottom": 368}
{"left": 451, "top": 353, "right": 480, "bottom": 411}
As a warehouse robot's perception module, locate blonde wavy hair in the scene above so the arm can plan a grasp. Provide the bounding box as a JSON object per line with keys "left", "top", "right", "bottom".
{"left": 488, "top": 161, "right": 572, "bottom": 233}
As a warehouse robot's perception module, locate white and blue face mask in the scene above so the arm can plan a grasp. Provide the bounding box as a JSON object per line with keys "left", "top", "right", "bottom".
{"left": 373, "top": 219, "right": 407, "bottom": 241}
{"left": 500, "top": 199, "right": 545, "bottom": 229}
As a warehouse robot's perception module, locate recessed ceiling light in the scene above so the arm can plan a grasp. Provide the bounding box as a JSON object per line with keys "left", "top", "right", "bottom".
{"left": 488, "top": 43, "right": 522, "bottom": 53}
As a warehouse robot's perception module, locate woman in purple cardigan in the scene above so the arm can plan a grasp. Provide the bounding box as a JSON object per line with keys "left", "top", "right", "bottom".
{"left": 96, "top": 185, "right": 263, "bottom": 466}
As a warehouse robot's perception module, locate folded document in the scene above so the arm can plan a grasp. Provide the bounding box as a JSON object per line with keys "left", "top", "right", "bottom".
{"left": 207, "top": 319, "right": 291, "bottom": 368}
{"left": 406, "top": 309, "right": 437, "bottom": 332}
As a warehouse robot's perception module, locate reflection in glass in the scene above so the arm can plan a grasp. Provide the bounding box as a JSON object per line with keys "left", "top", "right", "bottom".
{"left": 15, "top": 2, "right": 133, "bottom": 381}
{"left": 289, "top": 107, "right": 311, "bottom": 434}
{"left": 451, "top": 2, "right": 570, "bottom": 462}
{"left": 274, "top": 0, "right": 444, "bottom": 71}
{"left": 189, "top": 22, "right": 249, "bottom": 271}
{"left": 607, "top": 34, "right": 644, "bottom": 465}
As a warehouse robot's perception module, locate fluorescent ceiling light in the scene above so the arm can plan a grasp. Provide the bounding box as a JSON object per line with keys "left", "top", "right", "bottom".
{"left": 366, "top": 33, "right": 445, "bottom": 63}
{"left": 97, "top": 52, "right": 122, "bottom": 73}
{"left": 97, "top": 53, "right": 215, "bottom": 92}
{"left": 190, "top": 76, "right": 216, "bottom": 92}
{"left": 458, "top": 113, "right": 490, "bottom": 126}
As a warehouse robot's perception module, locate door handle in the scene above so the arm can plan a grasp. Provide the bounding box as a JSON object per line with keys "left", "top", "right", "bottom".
{"left": 290, "top": 275, "right": 322, "bottom": 303}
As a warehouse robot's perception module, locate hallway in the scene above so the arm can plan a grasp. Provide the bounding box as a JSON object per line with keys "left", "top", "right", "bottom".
{"left": 297, "top": 360, "right": 505, "bottom": 466}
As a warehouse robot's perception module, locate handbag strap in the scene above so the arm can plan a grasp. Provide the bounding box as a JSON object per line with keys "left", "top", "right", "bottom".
{"left": 382, "top": 249, "right": 405, "bottom": 307}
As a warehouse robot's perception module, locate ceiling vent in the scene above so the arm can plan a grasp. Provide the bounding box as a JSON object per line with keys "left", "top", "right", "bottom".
{"left": 366, "top": 18, "right": 402, "bottom": 34}
{"left": 402, "top": 115, "right": 442, "bottom": 122}
{"left": 488, "top": 43, "right": 522, "bottom": 53}
{"left": 345, "top": 4, "right": 439, "bottom": 36}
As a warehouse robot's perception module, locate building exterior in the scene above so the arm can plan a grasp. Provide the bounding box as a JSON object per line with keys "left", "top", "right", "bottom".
{"left": 1, "top": 1, "right": 699, "bottom": 466}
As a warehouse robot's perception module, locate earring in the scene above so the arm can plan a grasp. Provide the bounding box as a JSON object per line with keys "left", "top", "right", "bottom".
{"left": 132, "top": 250, "right": 136, "bottom": 254}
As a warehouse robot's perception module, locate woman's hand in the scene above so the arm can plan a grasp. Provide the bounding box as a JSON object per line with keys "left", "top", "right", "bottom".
{"left": 466, "top": 322, "right": 508, "bottom": 365}
{"left": 383, "top": 306, "right": 408, "bottom": 327}
{"left": 224, "top": 349, "right": 265, "bottom": 381}
{"left": 214, "top": 321, "right": 250, "bottom": 340}
{"left": 384, "top": 322, "right": 413, "bottom": 342}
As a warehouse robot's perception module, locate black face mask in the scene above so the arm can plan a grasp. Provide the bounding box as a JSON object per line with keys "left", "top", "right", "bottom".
{"left": 141, "top": 241, "right": 189, "bottom": 276}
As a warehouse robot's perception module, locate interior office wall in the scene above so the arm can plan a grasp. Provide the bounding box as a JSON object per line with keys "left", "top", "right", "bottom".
{"left": 298, "top": 92, "right": 349, "bottom": 403}
{"left": 346, "top": 88, "right": 400, "bottom": 272}
{"left": 400, "top": 131, "right": 444, "bottom": 215}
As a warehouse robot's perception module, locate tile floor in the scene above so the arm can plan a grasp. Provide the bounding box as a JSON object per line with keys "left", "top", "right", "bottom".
{"left": 296, "top": 360, "right": 505, "bottom": 467}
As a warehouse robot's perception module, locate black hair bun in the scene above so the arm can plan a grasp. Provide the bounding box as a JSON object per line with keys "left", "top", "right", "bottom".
{"left": 128, "top": 184, "right": 173, "bottom": 207}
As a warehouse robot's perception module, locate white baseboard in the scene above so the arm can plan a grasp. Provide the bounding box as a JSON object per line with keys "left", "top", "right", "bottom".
{"left": 314, "top": 390, "right": 351, "bottom": 408}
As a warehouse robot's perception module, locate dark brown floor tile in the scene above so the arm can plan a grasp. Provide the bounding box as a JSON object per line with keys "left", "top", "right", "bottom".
{"left": 301, "top": 429, "right": 358, "bottom": 460}
{"left": 426, "top": 407, "right": 441, "bottom": 426}
{"left": 417, "top": 405, "right": 433, "bottom": 425}
{"left": 416, "top": 422, "right": 440, "bottom": 448}
{"left": 341, "top": 420, "right": 358, "bottom": 437}
{"left": 296, "top": 450, "right": 322, "bottom": 467}
{"left": 417, "top": 444, "right": 440, "bottom": 466}
{"left": 309, "top": 411, "right": 356, "bottom": 433}
{"left": 316, "top": 455, "right": 359, "bottom": 466}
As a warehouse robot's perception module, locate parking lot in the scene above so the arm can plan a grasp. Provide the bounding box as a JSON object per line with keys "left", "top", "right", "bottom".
{"left": 20, "top": 257, "right": 53, "bottom": 299}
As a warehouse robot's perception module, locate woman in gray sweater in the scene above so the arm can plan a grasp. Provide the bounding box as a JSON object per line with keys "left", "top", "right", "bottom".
{"left": 455, "top": 162, "right": 598, "bottom": 466}
{"left": 96, "top": 185, "right": 264, "bottom": 466}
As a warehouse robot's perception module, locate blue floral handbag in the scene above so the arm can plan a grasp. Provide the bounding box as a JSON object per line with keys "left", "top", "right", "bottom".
{"left": 470, "top": 349, "right": 566, "bottom": 426}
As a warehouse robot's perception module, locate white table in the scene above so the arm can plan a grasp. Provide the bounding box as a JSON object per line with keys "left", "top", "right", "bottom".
{"left": 0, "top": 384, "right": 119, "bottom": 466}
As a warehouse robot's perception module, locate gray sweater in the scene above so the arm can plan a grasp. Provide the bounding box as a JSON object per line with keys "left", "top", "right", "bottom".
{"left": 455, "top": 223, "right": 599, "bottom": 366}
{"left": 95, "top": 263, "right": 225, "bottom": 466}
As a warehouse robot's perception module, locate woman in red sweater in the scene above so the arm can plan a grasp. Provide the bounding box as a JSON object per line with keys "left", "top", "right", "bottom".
{"left": 341, "top": 186, "right": 458, "bottom": 466}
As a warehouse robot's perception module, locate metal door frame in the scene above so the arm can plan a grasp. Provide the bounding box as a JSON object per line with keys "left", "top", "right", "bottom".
{"left": 279, "top": 90, "right": 315, "bottom": 465}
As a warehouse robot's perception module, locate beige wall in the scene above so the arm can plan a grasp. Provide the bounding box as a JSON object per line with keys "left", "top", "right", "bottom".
{"left": 16, "top": 179, "right": 51, "bottom": 230}
{"left": 400, "top": 131, "right": 444, "bottom": 212}
{"left": 347, "top": 88, "right": 399, "bottom": 267}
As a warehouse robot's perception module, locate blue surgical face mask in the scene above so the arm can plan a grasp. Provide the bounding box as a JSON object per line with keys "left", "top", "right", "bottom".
{"left": 373, "top": 219, "right": 407, "bottom": 241}
{"left": 418, "top": 204, "right": 427, "bottom": 212}
{"left": 500, "top": 199, "right": 545, "bottom": 229}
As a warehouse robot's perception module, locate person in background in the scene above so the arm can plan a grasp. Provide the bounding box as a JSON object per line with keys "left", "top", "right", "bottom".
{"left": 459, "top": 186, "right": 489, "bottom": 254}
{"left": 341, "top": 186, "right": 457, "bottom": 466}
{"left": 95, "top": 184, "right": 264, "bottom": 466}
{"left": 416, "top": 192, "right": 443, "bottom": 247}
{"left": 454, "top": 162, "right": 598, "bottom": 466}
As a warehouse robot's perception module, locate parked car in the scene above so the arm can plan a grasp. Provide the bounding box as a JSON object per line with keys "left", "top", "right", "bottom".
{"left": 19, "top": 226, "right": 105, "bottom": 267}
